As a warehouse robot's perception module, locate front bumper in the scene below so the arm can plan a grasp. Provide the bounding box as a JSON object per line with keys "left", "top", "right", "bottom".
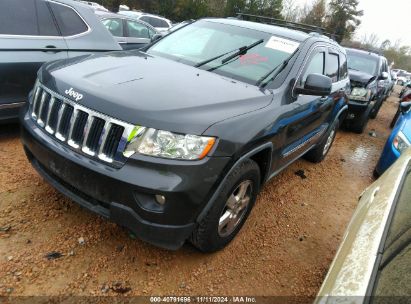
{"left": 375, "top": 138, "right": 401, "bottom": 176}
{"left": 0, "top": 102, "right": 25, "bottom": 123}
{"left": 20, "top": 110, "right": 231, "bottom": 250}
{"left": 347, "top": 99, "right": 370, "bottom": 109}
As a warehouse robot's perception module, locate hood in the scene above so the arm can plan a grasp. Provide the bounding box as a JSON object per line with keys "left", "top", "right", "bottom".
{"left": 40, "top": 51, "right": 272, "bottom": 135}
{"left": 348, "top": 69, "right": 376, "bottom": 86}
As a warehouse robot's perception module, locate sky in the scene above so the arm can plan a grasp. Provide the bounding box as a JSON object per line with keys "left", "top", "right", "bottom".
{"left": 293, "top": 0, "right": 411, "bottom": 47}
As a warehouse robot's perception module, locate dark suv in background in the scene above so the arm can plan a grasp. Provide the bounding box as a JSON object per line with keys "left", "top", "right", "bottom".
{"left": 21, "top": 16, "right": 349, "bottom": 252}
{"left": 0, "top": 0, "right": 123, "bottom": 123}
{"left": 343, "top": 48, "right": 391, "bottom": 133}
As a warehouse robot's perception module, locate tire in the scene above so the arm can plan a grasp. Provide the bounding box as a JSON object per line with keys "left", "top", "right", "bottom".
{"left": 190, "top": 159, "right": 260, "bottom": 252}
{"left": 373, "top": 168, "right": 380, "bottom": 179}
{"left": 369, "top": 97, "right": 383, "bottom": 119}
{"left": 304, "top": 118, "right": 339, "bottom": 163}
{"left": 390, "top": 108, "right": 400, "bottom": 129}
{"left": 350, "top": 105, "right": 372, "bottom": 134}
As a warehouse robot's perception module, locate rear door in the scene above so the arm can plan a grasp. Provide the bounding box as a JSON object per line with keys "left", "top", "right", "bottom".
{"left": 0, "top": 0, "right": 68, "bottom": 107}
{"left": 124, "top": 19, "right": 153, "bottom": 50}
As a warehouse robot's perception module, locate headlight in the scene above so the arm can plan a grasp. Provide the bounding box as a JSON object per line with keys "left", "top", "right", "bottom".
{"left": 393, "top": 131, "right": 410, "bottom": 153}
{"left": 123, "top": 126, "right": 216, "bottom": 160}
{"left": 350, "top": 87, "right": 369, "bottom": 98}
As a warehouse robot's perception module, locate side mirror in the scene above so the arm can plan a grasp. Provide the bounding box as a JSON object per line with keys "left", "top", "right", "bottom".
{"left": 295, "top": 74, "right": 332, "bottom": 96}
{"left": 400, "top": 101, "right": 411, "bottom": 113}
{"left": 151, "top": 34, "right": 162, "bottom": 42}
{"left": 380, "top": 72, "right": 389, "bottom": 80}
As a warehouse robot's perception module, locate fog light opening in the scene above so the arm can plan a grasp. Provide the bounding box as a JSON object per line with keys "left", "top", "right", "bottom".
{"left": 155, "top": 195, "right": 166, "bottom": 205}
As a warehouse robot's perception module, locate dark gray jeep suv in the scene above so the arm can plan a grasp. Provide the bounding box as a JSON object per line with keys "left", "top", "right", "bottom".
{"left": 21, "top": 18, "right": 349, "bottom": 252}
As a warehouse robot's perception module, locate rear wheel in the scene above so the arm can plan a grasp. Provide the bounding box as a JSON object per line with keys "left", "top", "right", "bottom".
{"left": 190, "top": 159, "right": 260, "bottom": 252}
{"left": 304, "top": 118, "right": 339, "bottom": 163}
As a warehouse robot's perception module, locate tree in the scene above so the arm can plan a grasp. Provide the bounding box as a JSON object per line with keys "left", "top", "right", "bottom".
{"left": 282, "top": 0, "right": 301, "bottom": 22}
{"left": 172, "top": 0, "right": 209, "bottom": 21}
{"left": 380, "top": 39, "right": 391, "bottom": 51}
{"left": 301, "top": 0, "right": 326, "bottom": 27}
{"left": 361, "top": 33, "right": 379, "bottom": 49}
{"left": 325, "top": 0, "right": 363, "bottom": 43}
{"left": 225, "top": 0, "right": 246, "bottom": 17}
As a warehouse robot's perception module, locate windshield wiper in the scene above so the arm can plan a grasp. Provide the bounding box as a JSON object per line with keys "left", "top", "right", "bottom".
{"left": 195, "top": 39, "right": 264, "bottom": 68}
{"left": 256, "top": 48, "right": 299, "bottom": 88}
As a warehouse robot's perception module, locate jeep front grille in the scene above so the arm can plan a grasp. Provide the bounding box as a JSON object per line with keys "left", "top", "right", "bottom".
{"left": 30, "top": 82, "right": 135, "bottom": 166}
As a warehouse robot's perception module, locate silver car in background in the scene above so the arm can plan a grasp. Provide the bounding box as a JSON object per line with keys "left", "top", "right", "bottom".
{"left": 316, "top": 148, "right": 411, "bottom": 303}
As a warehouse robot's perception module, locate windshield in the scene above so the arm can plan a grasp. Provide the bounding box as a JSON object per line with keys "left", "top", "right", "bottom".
{"left": 347, "top": 52, "right": 378, "bottom": 76}
{"left": 147, "top": 20, "right": 300, "bottom": 85}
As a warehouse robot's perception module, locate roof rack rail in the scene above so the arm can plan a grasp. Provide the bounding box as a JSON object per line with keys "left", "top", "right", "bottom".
{"left": 236, "top": 13, "right": 336, "bottom": 40}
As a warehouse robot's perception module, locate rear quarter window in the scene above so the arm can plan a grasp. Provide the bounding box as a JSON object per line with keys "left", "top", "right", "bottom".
{"left": 50, "top": 2, "right": 88, "bottom": 36}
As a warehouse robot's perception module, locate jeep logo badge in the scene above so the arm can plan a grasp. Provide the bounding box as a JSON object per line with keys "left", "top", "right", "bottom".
{"left": 65, "top": 87, "right": 83, "bottom": 102}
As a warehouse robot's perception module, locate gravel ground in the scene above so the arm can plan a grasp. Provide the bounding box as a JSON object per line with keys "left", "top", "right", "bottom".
{"left": 0, "top": 91, "right": 399, "bottom": 299}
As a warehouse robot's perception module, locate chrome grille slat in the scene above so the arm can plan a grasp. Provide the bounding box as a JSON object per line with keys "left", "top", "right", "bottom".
{"left": 30, "top": 83, "right": 135, "bottom": 166}
{"left": 45, "top": 97, "right": 56, "bottom": 134}
{"left": 67, "top": 108, "right": 80, "bottom": 148}
{"left": 55, "top": 103, "right": 67, "bottom": 141}
{"left": 81, "top": 116, "right": 94, "bottom": 154}
{"left": 97, "top": 122, "right": 111, "bottom": 162}
{"left": 31, "top": 85, "right": 41, "bottom": 119}
{"left": 36, "top": 91, "right": 48, "bottom": 126}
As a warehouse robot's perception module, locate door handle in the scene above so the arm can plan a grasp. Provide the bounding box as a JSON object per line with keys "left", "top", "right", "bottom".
{"left": 42, "top": 45, "right": 61, "bottom": 53}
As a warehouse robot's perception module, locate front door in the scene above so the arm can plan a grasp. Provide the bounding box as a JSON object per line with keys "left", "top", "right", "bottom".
{"left": 277, "top": 47, "right": 329, "bottom": 168}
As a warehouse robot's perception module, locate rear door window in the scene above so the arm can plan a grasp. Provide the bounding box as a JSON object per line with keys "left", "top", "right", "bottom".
{"left": 102, "top": 18, "right": 123, "bottom": 37}
{"left": 49, "top": 2, "right": 88, "bottom": 36}
{"left": 126, "top": 20, "right": 150, "bottom": 39}
{"left": 0, "top": 0, "right": 60, "bottom": 36}
{"left": 0, "top": 0, "right": 38, "bottom": 35}
{"left": 326, "top": 52, "right": 340, "bottom": 82}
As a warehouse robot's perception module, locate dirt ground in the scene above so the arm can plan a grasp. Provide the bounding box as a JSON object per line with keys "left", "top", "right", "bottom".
{"left": 0, "top": 90, "right": 400, "bottom": 300}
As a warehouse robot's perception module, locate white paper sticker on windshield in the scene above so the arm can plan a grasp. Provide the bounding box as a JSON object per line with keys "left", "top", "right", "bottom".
{"left": 265, "top": 36, "right": 299, "bottom": 53}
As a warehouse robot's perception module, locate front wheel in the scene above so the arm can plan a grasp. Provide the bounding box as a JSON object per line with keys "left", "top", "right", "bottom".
{"left": 190, "top": 159, "right": 260, "bottom": 252}
{"left": 304, "top": 118, "right": 339, "bottom": 163}
{"left": 369, "top": 97, "right": 384, "bottom": 119}
{"left": 349, "top": 104, "right": 373, "bottom": 134}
